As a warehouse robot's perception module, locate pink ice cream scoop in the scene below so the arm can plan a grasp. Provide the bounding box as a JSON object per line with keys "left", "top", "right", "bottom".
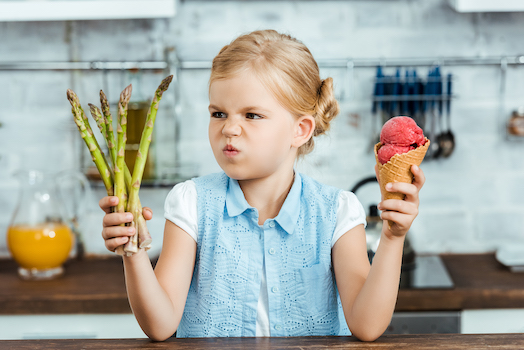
{"left": 377, "top": 116, "right": 426, "bottom": 165}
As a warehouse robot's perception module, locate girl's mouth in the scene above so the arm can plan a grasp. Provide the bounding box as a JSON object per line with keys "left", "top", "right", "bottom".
{"left": 223, "top": 144, "right": 239, "bottom": 157}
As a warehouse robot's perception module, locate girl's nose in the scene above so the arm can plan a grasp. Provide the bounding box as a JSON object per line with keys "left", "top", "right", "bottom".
{"left": 222, "top": 117, "right": 241, "bottom": 137}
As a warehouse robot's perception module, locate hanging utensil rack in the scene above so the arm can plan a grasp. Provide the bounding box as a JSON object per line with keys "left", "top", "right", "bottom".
{"left": 1, "top": 54, "right": 523, "bottom": 71}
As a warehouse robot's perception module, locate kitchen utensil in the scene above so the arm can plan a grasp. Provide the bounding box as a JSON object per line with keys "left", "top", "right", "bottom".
{"left": 382, "top": 73, "right": 393, "bottom": 122}
{"left": 412, "top": 70, "right": 424, "bottom": 129}
{"left": 440, "top": 73, "right": 455, "bottom": 157}
{"left": 6, "top": 170, "right": 89, "bottom": 280}
{"left": 401, "top": 69, "right": 410, "bottom": 117}
{"left": 406, "top": 69, "right": 415, "bottom": 119}
{"left": 507, "top": 106, "right": 524, "bottom": 137}
{"left": 390, "top": 68, "right": 402, "bottom": 118}
{"left": 434, "top": 67, "right": 444, "bottom": 159}
{"left": 369, "top": 66, "right": 384, "bottom": 151}
{"left": 427, "top": 68, "right": 440, "bottom": 158}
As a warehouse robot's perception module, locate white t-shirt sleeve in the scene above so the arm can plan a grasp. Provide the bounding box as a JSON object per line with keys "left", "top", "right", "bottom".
{"left": 164, "top": 180, "right": 198, "bottom": 242}
{"left": 332, "top": 190, "right": 367, "bottom": 247}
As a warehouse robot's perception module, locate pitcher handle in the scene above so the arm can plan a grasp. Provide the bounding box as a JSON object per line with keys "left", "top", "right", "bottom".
{"left": 56, "top": 170, "right": 94, "bottom": 259}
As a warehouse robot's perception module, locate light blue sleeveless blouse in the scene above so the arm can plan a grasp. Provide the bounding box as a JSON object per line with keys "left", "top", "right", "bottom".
{"left": 176, "top": 172, "right": 344, "bottom": 337}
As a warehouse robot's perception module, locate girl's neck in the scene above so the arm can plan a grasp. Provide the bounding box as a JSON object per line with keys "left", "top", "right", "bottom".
{"left": 238, "top": 170, "right": 295, "bottom": 225}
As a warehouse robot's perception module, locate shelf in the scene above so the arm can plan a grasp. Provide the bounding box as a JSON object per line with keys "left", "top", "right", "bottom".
{"left": 449, "top": 0, "right": 524, "bottom": 12}
{"left": 0, "top": 0, "right": 176, "bottom": 22}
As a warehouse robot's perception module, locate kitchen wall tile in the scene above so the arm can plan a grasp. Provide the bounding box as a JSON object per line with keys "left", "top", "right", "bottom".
{"left": 0, "top": 22, "right": 69, "bottom": 61}
{"left": 409, "top": 209, "right": 478, "bottom": 253}
{"left": 499, "top": 176, "right": 524, "bottom": 206}
{"left": 473, "top": 209, "right": 524, "bottom": 247}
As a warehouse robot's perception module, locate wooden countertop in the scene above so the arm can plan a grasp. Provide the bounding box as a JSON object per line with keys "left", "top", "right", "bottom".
{"left": 2, "top": 334, "right": 524, "bottom": 349}
{"left": 0, "top": 257, "right": 130, "bottom": 314}
{"left": 396, "top": 254, "right": 524, "bottom": 311}
{"left": 1, "top": 254, "right": 524, "bottom": 314}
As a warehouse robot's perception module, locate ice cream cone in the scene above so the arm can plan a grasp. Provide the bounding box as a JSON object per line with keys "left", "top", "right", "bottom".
{"left": 374, "top": 138, "right": 430, "bottom": 201}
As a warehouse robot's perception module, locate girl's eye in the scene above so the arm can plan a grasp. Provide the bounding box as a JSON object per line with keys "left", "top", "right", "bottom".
{"left": 211, "top": 112, "right": 226, "bottom": 119}
{"left": 246, "top": 113, "right": 262, "bottom": 120}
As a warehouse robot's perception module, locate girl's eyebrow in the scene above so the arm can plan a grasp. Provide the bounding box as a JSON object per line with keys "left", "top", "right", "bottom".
{"left": 208, "top": 104, "right": 270, "bottom": 114}
{"left": 208, "top": 104, "right": 220, "bottom": 112}
{"left": 241, "top": 106, "right": 269, "bottom": 114}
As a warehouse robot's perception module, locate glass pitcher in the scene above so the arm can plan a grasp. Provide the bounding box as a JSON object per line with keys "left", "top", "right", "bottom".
{"left": 6, "top": 170, "right": 89, "bottom": 280}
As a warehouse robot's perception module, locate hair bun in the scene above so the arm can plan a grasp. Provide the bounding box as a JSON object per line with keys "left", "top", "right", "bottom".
{"left": 313, "top": 77, "right": 339, "bottom": 137}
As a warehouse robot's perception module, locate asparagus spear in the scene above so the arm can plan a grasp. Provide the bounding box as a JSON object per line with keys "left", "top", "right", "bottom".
{"left": 88, "top": 103, "right": 108, "bottom": 142}
{"left": 67, "top": 89, "right": 114, "bottom": 196}
{"left": 115, "top": 85, "right": 132, "bottom": 216}
{"left": 99, "top": 90, "right": 117, "bottom": 169}
{"left": 124, "top": 75, "right": 173, "bottom": 254}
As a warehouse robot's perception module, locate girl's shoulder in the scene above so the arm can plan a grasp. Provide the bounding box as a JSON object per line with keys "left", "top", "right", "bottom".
{"left": 299, "top": 172, "right": 342, "bottom": 199}
{"left": 299, "top": 173, "right": 364, "bottom": 211}
{"left": 192, "top": 172, "right": 229, "bottom": 191}
{"left": 167, "top": 171, "right": 229, "bottom": 203}
{"left": 165, "top": 179, "right": 197, "bottom": 205}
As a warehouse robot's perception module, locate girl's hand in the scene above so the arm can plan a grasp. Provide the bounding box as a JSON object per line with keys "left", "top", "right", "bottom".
{"left": 375, "top": 164, "right": 425, "bottom": 239}
{"left": 99, "top": 196, "right": 153, "bottom": 252}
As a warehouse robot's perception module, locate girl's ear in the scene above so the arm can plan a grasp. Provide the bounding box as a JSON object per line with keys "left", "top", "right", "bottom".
{"left": 292, "top": 115, "right": 315, "bottom": 148}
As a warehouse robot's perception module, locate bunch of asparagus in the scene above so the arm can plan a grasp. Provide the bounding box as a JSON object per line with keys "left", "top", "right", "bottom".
{"left": 67, "top": 75, "right": 173, "bottom": 256}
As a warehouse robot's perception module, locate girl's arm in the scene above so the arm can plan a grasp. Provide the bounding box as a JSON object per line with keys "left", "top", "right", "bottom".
{"left": 123, "top": 220, "right": 196, "bottom": 341}
{"left": 332, "top": 165, "right": 425, "bottom": 341}
{"left": 100, "top": 196, "right": 196, "bottom": 341}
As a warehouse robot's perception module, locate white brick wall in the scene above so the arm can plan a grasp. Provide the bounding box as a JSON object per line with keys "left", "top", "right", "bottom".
{"left": 1, "top": 0, "right": 524, "bottom": 257}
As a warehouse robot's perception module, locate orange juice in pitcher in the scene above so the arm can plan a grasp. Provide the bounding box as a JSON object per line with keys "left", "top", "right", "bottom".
{"left": 6, "top": 170, "right": 82, "bottom": 280}
{"left": 7, "top": 223, "right": 73, "bottom": 272}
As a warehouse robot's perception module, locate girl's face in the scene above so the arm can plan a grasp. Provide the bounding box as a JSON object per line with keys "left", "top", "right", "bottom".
{"left": 208, "top": 69, "right": 301, "bottom": 181}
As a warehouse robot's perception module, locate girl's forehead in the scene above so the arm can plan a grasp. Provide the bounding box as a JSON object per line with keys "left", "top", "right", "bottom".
{"left": 210, "top": 67, "right": 260, "bottom": 86}
{"left": 208, "top": 72, "right": 293, "bottom": 115}
{"left": 210, "top": 70, "right": 269, "bottom": 96}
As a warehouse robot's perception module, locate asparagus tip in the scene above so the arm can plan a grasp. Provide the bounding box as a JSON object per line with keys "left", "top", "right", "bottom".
{"left": 88, "top": 102, "right": 99, "bottom": 113}
{"left": 159, "top": 75, "right": 173, "bottom": 93}
{"left": 66, "top": 89, "right": 78, "bottom": 103}
{"left": 100, "top": 90, "right": 108, "bottom": 104}
{"left": 120, "top": 84, "right": 132, "bottom": 104}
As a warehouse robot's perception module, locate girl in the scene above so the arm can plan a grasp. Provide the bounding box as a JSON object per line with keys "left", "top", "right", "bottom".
{"left": 99, "top": 29, "right": 425, "bottom": 341}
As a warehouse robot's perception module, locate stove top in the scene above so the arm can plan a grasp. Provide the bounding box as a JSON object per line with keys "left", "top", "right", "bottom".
{"left": 400, "top": 255, "right": 454, "bottom": 289}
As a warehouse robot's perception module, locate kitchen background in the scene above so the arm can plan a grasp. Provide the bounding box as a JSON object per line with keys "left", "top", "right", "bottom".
{"left": 1, "top": 0, "right": 524, "bottom": 258}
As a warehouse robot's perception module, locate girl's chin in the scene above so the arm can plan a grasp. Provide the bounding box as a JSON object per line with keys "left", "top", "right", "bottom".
{"left": 219, "top": 166, "right": 246, "bottom": 180}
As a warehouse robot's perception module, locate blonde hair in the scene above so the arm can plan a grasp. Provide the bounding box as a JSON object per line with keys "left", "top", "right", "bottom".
{"left": 210, "top": 29, "right": 339, "bottom": 157}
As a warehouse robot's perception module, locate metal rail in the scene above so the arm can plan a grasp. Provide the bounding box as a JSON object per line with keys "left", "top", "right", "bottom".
{"left": 0, "top": 61, "right": 168, "bottom": 71}
{"left": 1, "top": 56, "right": 523, "bottom": 71}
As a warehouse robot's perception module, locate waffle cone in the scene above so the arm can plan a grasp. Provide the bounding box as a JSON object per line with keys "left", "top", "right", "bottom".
{"left": 374, "top": 138, "right": 430, "bottom": 201}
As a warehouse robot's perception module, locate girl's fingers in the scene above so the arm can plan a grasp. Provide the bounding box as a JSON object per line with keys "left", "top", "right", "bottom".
{"left": 101, "top": 225, "right": 135, "bottom": 240}
{"left": 105, "top": 236, "right": 130, "bottom": 252}
{"left": 142, "top": 207, "right": 153, "bottom": 221}
{"left": 383, "top": 165, "right": 425, "bottom": 203}
{"left": 380, "top": 211, "right": 411, "bottom": 230}
{"left": 378, "top": 198, "right": 418, "bottom": 216}
{"left": 102, "top": 212, "right": 134, "bottom": 228}
{"left": 102, "top": 221, "right": 134, "bottom": 253}
{"left": 411, "top": 165, "right": 426, "bottom": 190}
{"left": 385, "top": 183, "right": 419, "bottom": 204}
{"left": 99, "top": 196, "right": 119, "bottom": 214}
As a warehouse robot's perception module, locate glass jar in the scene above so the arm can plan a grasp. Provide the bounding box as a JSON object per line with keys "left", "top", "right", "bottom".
{"left": 6, "top": 170, "right": 79, "bottom": 280}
